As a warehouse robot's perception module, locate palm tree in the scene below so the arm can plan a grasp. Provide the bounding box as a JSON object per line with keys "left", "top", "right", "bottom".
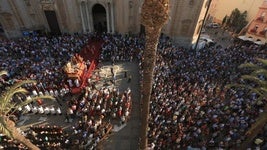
{"left": 140, "top": 0, "right": 169, "bottom": 149}
{"left": 226, "top": 58, "right": 267, "bottom": 148}
{"left": 0, "top": 71, "right": 54, "bottom": 150}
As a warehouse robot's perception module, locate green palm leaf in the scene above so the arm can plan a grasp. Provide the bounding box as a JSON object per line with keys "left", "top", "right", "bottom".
{"left": 225, "top": 83, "right": 250, "bottom": 89}
{"left": 251, "top": 69, "right": 267, "bottom": 77}
{"left": 0, "top": 80, "right": 35, "bottom": 110}
{"left": 259, "top": 87, "right": 267, "bottom": 96}
{"left": 241, "top": 75, "right": 267, "bottom": 86}
{"left": 0, "top": 71, "right": 8, "bottom": 76}
{"left": 1, "top": 88, "right": 28, "bottom": 113}
{"left": 248, "top": 87, "right": 264, "bottom": 98}
{"left": 239, "top": 63, "right": 259, "bottom": 70}
{"left": 0, "top": 116, "right": 12, "bottom": 138}
{"left": 257, "top": 58, "right": 267, "bottom": 66}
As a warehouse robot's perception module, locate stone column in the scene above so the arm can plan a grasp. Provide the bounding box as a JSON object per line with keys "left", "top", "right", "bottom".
{"left": 106, "top": 4, "right": 110, "bottom": 33}
{"left": 80, "top": 3, "right": 86, "bottom": 32}
{"left": 85, "top": 1, "right": 91, "bottom": 32}
{"left": 110, "top": 2, "right": 115, "bottom": 33}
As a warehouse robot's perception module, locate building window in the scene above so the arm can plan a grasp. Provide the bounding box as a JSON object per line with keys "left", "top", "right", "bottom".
{"left": 250, "top": 25, "right": 258, "bottom": 33}
{"left": 40, "top": 0, "right": 54, "bottom": 4}
{"left": 257, "top": 12, "right": 266, "bottom": 22}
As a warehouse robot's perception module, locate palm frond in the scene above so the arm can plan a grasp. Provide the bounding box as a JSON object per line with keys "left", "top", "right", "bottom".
{"left": 0, "top": 116, "right": 13, "bottom": 138}
{"left": 248, "top": 88, "right": 265, "bottom": 98}
{"left": 259, "top": 87, "right": 267, "bottom": 97}
{"left": 241, "top": 75, "right": 267, "bottom": 86}
{"left": 0, "top": 88, "right": 28, "bottom": 113}
{"left": 3, "top": 103, "right": 17, "bottom": 116}
{"left": 251, "top": 69, "right": 267, "bottom": 77}
{"left": 257, "top": 58, "right": 267, "bottom": 67}
{"left": 239, "top": 63, "right": 259, "bottom": 70}
{"left": 0, "top": 71, "right": 8, "bottom": 76}
{"left": 0, "top": 80, "right": 35, "bottom": 109}
{"left": 225, "top": 83, "right": 249, "bottom": 89}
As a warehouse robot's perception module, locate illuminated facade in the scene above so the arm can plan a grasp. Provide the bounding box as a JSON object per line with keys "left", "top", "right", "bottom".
{"left": 246, "top": 0, "right": 267, "bottom": 44}
{"left": 0, "top": 0, "right": 209, "bottom": 47}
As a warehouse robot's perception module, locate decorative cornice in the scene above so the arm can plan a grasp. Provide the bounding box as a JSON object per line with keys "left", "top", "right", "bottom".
{"left": 41, "top": 3, "right": 54, "bottom": 11}
{"left": 40, "top": 0, "right": 54, "bottom": 4}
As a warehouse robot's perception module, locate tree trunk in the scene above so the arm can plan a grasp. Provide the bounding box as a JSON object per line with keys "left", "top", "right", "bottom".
{"left": 140, "top": 0, "right": 169, "bottom": 149}
{"left": 140, "top": 26, "right": 161, "bottom": 149}
{"left": 6, "top": 118, "right": 40, "bottom": 150}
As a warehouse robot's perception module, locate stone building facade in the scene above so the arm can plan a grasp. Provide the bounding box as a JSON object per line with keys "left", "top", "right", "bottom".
{"left": 246, "top": 0, "right": 267, "bottom": 44}
{"left": 0, "top": 0, "right": 208, "bottom": 47}
{"left": 208, "top": 0, "right": 263, "bottom": 24}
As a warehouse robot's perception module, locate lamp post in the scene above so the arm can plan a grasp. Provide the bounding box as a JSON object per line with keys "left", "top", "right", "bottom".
{"left": 194, "top": 0, "right": 212, "bottom": 51}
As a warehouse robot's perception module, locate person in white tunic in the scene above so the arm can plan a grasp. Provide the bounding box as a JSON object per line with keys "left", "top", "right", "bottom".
{"left": 54, "top": 90, "right": 59, "bottom": 97}
{"left": 32, "top": 90, "right": 38, "bottom": 97}
{"left": 24, "top": 105, "right": 31, "bottom": 113}
{"left": 39, "top": 91, "right": 44, "bottom": 96}
{"left": 38, "top": 106, "right": 44, "bottom": 114}
{"left": 74, "top": 79, "right": 80, "bottom": 87}
{"left": 44, "top": 107, "right": 50, "bottom": 114}
{"left": 50, "top": 106, "right": 56, "bottom": 115}
{"left": 32, "top": 106, "right": 38, "bottom": 114}
{"left": 45, "top": 90, "right": 49, "bottom": 95}
{"left": 49, "top": 90, "right": 54, "bottom": 96}
{"left": 67, "top": 79, "right": 73, "bottom": 87}
{"left": 56, "top": 107, "right": 62, "bottom": 115}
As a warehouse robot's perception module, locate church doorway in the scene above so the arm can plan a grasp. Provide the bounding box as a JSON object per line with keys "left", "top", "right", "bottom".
{"left": 44, "top": 10, "right": 61, "bottom": 35}
{"left": 92, "top": 4, "right": 107, "bottom": 33}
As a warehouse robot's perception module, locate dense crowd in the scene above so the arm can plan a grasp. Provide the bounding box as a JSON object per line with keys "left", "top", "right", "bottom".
{"left": 0, "top": 33, "right": 92, "bottom": 95}
{"left": 144, "top": 37, "right": 266, "bottom": 149}
{"left": 0, "top": 31, "right": 266, "bottom": 149}
{"left": 0, "top": 33, "right": 136, "bottom": 149}
{"left": 101, "top": 33, "right": 144, "bottom": 62}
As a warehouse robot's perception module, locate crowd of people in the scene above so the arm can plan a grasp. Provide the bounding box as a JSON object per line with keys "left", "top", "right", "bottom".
{"left": 0, "top": 33, "right": 95, "bottom": 96}
{"left": 27, "top": 125, "right": 67, "bottom": 149}
{"left": 100, "top": 33, "right": 144, "bottom": 62}
{"left": 0, "top": 32, "right": 135, "bottom": 149}
{"left": 143, "top": 36, "right": 266, "bottom": 149}
{"left": 0, "top": 30, "right": 266, "bottom": 149}
{"left": 0, "top": 133, "right": 28, "bottom": 149}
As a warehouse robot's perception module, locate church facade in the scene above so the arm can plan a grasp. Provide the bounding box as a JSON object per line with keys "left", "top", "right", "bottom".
{"left": 0, "top": 0, "right": 209, "bottom": 47}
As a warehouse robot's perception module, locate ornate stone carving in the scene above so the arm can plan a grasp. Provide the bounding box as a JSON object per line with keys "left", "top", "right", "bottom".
{"left": 42, "top": 4, "right": 54, "bottom": 10}
{"left": 40, "top": 0, "right": 54, "bottom": 4}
